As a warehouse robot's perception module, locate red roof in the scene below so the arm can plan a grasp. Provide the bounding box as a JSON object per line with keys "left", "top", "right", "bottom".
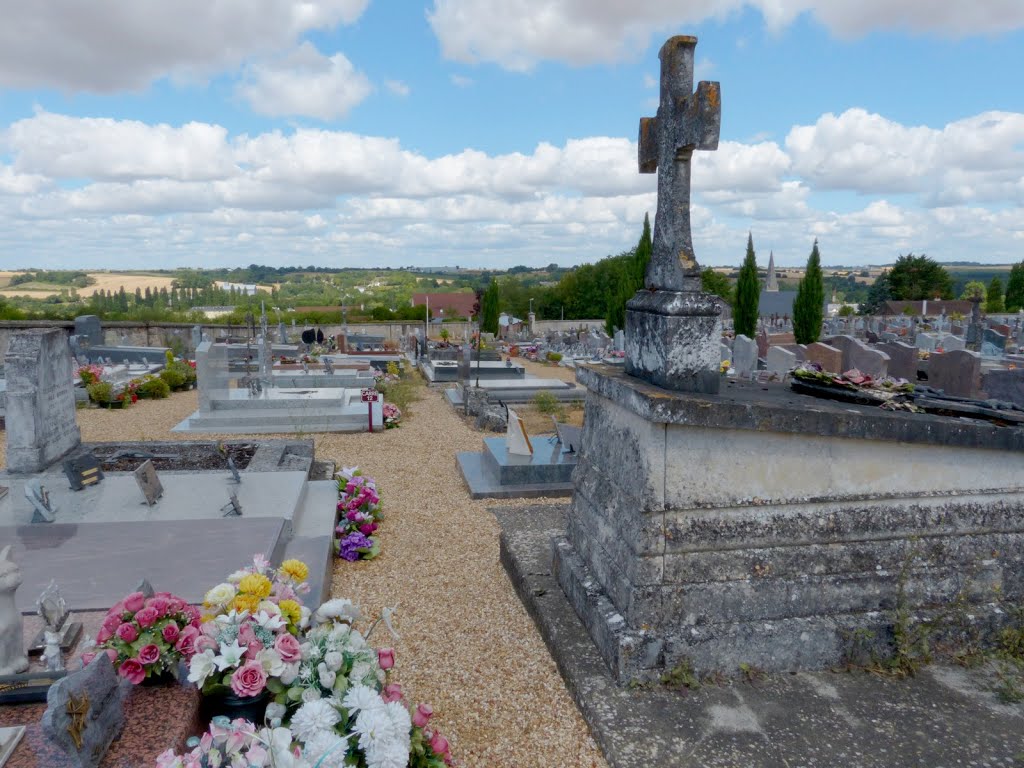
{"left": 411, "top": 292, "right": 477, "bottom": 318}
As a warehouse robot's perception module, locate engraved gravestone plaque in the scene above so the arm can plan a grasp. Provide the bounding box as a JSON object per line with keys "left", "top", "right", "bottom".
{"left": 133, "top": 460, "right": 163, "bottom": 506}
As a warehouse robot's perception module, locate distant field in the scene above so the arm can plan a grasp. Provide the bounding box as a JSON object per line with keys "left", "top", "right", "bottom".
{"left": 0, "top": 271, "right": 177, "bottom": 298}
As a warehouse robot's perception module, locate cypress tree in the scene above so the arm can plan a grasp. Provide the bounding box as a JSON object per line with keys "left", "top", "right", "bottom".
{"left": 634, "top": 212, "right": 652, "bottom": 287}
{"left": 733, "top": 232, "right": 760, "bottom": 338}
{"left": 986, "top": 276, "right": 1005, "bottom": 313}
{"left": 1006, "top": 261, "right": 1024, "bottom": 313}
{"left": 793, "top": 240, "right": 825, "bottom": 344}
{"left": 480, "top": 278, "right": 500, "bottom": 335}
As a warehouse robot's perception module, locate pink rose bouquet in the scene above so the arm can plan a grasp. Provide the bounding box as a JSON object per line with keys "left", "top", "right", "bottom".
{"left": 382, "top": 402, "right": 402, "bottom": 429}
{"left": 85, "top": 589, "right": 200, "bottom": 685}
{"left": 334, "top": 468, "right": 383, "bottom": 561}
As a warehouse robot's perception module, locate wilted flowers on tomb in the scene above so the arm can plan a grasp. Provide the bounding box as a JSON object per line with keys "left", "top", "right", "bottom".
{"left": 85, "top": 589, "right": 200, "bottom": 685}
{"left": 335, "top": 468, "right": 383, "bottom": 561}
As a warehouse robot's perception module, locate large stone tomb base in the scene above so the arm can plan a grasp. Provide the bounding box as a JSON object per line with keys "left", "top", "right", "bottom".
{"left": 624, "top": 289, "right": 722, "bottom": 395}
{"left": 557, "top": 365, "right": 1024, "bottom": 682}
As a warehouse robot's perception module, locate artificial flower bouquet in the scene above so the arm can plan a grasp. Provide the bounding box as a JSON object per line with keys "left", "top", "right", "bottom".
{"left": 383, "top": 403, "right": 402, "bottom": 429}
{"left": 85, "top": 590, "right": 201, "bottom": 684}
{"left": 187, "top": 556, "right": 312, "bottom": 698}
{"left": 157, "top": 597, "right": 455, "bottom": 768}
{"left": 270, "top": 598, "right": 454, "bottom": 768}
{"left": 76, "top": 363, "right": 104, "bottom": 386}
{"left": 335, "top": 468, "right": 382, "bottom": 561}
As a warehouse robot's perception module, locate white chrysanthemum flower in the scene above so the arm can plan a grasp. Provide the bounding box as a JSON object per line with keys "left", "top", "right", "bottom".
{"left": 365, "top": 740, "right": 411, "bottom": 768}
{"left": 257, "top": 600, "right": 282, "bottom": 616}
{"left": 342, "top": 684, "right": 383, "bottom": 714}
{"left": 355, "top": 706, "right": 397, "bottom": 753}
{"left": 350, "top": 660, "right": 374, "bottom": 684}
{"left": 226, "top": 570, "right": 249, "bottom": 584}
{"left": 302, "top": 730, "right": 349, "bottom": 768}
{"left": 327, "top": 624, "right": 351, "bottom": 643}
{"left": 290, "top": 699, "right": 341, "bottom": 741}
{"left": 384, "top": 701, "right": 411, "bottom": 748}
{"left": 186, "top": 649, "right": 217, "bottom": 686}
{"left": 347, "top": 631, "right": 366, "bottom": 651}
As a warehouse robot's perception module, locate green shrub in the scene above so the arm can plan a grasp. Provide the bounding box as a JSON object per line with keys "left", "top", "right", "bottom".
{"left": 545, "top": 351, "right": 563, "bottom": 363}
{"left": 159, "top": 365, "right": 186, "bottom": 389}
{"left": 87, "top": 380, "right": 113, "bottom": 404}
{"left": 532, "top": 391, "right": 561, "bottom": 415}
{"left": 135, "top": 375, "right": 171, "bottom": 399}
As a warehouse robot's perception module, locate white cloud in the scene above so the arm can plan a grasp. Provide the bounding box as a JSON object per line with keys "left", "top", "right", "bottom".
{"left": 785, "top": 108, "right": 1024, "bottom": 205}
{"left": 385, "top": 80, "right": 411, "bottom": 97}
{"left": 4, "top": 111, "right": 237, "bottom": 181}
{"left": 450, "top": 74, "right": 474, "bottom": 88}
{"left": 237, "top": 43, "right": 372, "bottom": 120}
{"left": 0, "top": 1, "right": 369, "bottom": 92}
{"left": 427, "top": 0, "right": 1024, "bottom": 70}
{"left": 2, "top": 108, "right": 1024, "bottom": 269}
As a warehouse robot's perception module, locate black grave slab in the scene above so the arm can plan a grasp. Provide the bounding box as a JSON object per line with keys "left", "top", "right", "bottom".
{"left": 497, "top": 504, "right": 1024, "bottom": 768}
{"left": 3, "top": 518, "right": 288, "bottom": 612}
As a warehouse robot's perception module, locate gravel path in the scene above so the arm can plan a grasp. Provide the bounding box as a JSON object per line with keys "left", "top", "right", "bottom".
{"left": 1, "top": 387, "right": 607, "bottom": 768}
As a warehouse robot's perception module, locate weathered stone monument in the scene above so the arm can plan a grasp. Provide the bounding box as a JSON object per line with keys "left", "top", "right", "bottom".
{"left": 4, "top": 329, "right": 81, "bottom": 474}
{"left": 549, "top": 34, "right": 1024, "bottom": 683}
{"left": 625, "top": 35, "right": 723, "bottom": 394}
{"left": 0, "top": 545, "right": 29, "bottom": 675}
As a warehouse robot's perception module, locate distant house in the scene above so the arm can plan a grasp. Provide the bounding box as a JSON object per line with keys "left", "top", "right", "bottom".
{"left": 411, "top": 292, "right": 477, "bottom": 319}
{"left": 881, "top": 300, "right": 974, "bottom": 317}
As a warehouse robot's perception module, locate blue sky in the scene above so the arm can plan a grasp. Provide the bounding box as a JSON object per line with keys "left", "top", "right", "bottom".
{"left": 1, "top": 1, "right": 1023, "bottom": 270}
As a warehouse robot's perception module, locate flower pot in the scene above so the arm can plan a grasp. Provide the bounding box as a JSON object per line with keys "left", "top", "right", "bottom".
{"left": 98, "top": 400, "right": 125, "bottom": 409}
{"left": 200, "top": 689, "right": 270, "bottom": 725}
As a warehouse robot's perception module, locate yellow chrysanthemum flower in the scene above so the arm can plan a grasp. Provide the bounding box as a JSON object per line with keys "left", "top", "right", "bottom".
{"left": 238, "top": 573, "right": 272, "bottom": 599}
{"left": 232, "top": 594, "right": 260, "bottom": 614}
{"left": 280, "top": 559, "right": 309, "bottom": 583}
{"left": 278, "top": 599, "right": 302, "bottom": 626}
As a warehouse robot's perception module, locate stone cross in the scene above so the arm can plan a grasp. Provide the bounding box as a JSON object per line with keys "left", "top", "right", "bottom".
{"left": 638, "top": 35, "right": 721, "bottom": 292}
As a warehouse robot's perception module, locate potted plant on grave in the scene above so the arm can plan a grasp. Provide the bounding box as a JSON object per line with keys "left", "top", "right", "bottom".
{"left": 84, "top": 590, "right": 201, "bottom": 685}
{"left": 186, "top": 556, "right": 311, "bottom": 724}
{"left": 134, "top": 374, "right": 171, "bottom": 399}
{"left": 86, "top": 380, "right": 133, "bottom": 408}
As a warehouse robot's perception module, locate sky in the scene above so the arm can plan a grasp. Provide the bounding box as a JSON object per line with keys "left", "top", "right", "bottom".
{"left": 0, "top": 1, "right": 1023, "bottom": 270}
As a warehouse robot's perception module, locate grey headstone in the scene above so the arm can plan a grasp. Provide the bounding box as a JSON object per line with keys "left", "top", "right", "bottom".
{"left": 984, "top": 328, "right": 1007, "bottom": 353}
{"left": 765, "top": 346, "right": 797, "bottom": 375}
{"left": 928, "top": 350, "right": 982, "bottom": 398}
{"left": 915, "top": 333, "right": 936, "bottom": 352}
{"left": 878, "top": 342, "right": 917, "bottom": 381}
{"left": 4, "top": 330, "right": 82, "bottom": 473}
{"left": 133, "top": 460, "right": 163, "bottom": 506}
{"left": 981, "top": 368, "right": 1024, "bottom": 407}
{"left": 191, "top": 325, "right": 202, "bottom": 350}
{"left": 72, "top": 316, "right": 102, "bottom": 348}
{"left": 41, "top": 654, "right": 127, "bottom": 768}
{"left": 938, "top": 334, "right": 965, "bottom": 352}
{"left": 849, "top": 344, "right": 889, "bottom": 378}
{"left": 732, "top": 335, "right": 757, "bottom": 378}
{"left": 720, "top": 343, "right": 731, "bottom": 363}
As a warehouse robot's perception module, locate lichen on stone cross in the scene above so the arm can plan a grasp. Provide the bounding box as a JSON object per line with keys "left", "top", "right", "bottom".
{"left": 638, "top": 35, "right": 721, "bottom": 292}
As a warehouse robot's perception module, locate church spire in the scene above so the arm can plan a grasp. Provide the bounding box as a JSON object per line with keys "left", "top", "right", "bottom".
{"left": 766, "top": 251, "right": 778, "bottom": 292}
